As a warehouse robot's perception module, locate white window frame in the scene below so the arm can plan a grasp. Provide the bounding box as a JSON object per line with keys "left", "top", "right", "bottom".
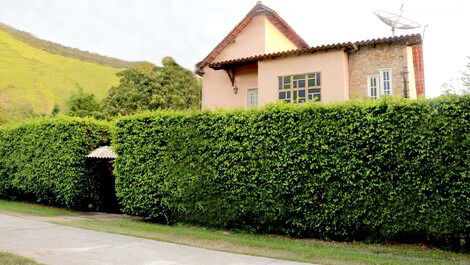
{"left": 278, "top": 72, "right": 321, "bottom": 104}
{"left": 379, "top": 68, "right": 393, "bottom": 96}
{"left": 247, "top": 88, "right": 258, "bottom": 108}
{"left": 367, "top": 74, "right": 379, "bottom": 99}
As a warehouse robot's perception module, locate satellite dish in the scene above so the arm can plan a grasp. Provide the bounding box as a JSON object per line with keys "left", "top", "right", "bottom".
{"left": 374, "top": 4, "right": 420, "bottom": 36}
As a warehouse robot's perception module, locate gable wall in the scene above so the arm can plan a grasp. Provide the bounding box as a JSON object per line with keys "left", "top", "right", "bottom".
{"left": 214, "top": 15, "right": 266, "bottom": 62}
{"left": 264, "top": 18, "right": 298, "bottom": 53}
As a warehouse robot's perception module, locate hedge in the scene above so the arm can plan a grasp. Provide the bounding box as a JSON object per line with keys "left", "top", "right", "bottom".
{"left": 0, "top": 116, "right": 111, "bottom": 210}
{"left": 113, "top": 95, "right": 469, "bottom": 251}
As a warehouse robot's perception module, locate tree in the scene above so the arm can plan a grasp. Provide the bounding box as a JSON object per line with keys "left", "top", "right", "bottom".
{"left": 65, "top": 87, "right": 103, "bottom": 119}
{"left": 51, "top": 104, "right": 60, "bottom": 116}
{"left": 462, "top": 57, "right": 470, "bottom": 93}
{"left": 441, "top": 58, "right": 470, "bottom": 95}
{"left": 102, "top": 58, "right": 201, "bottom": 118}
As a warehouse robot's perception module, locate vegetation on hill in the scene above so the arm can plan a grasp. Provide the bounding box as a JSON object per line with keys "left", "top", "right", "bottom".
{"left": 0, "top": 23, "right": 137, "bottom": 68}
{"left": 0, "top": 26, "right": 121, "bottom": 121}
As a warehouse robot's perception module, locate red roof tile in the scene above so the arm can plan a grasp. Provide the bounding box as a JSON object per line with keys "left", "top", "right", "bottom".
{"left": 208, "top": 34, "right": 422, "bottom": 70}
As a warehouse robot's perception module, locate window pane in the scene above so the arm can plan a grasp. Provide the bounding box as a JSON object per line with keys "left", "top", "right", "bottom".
{"left": 298, "top": 80, "right": 306, "bottom": 88}
{"left": 298, "top": 89, "right": 306, "bottom": 97}
{"left": 284, "top": 84, "right": 291, "bottom": 89}
{"left": 307, "top": 73, "right": 315, "bottom": 78}
{"left": 286, "top": 91, "right": 291, "bottom": 99}
{"left": 293, "top": 75, "right": 305, "bottom": 80}
{"left": 308, "top": 89, "right": 320, "bottom": 94}
{"left": 316, "top": 73, "right": 321, "bottom": 86}
{"left": 314, "top": 94, "right": 321, "bottom": 101}
{"left": 283, "top": 76, "right": 291, "bottom": 84}
{"left": 293, "top": 90, "right": 297, "bottom": 101}
{"left": 298, "top": 98, "right": 306, "bottom": 103}
{"left": 279, "top": 92, "right": 286, "bottom": 99}
{"left": 308, "top": 94, "right": 313, "bottom": 100}
{"left": 293, "top": 80, "right": 298, "bottom": 88}
{"left": 308, "top": 79, "right": 316, "bottom": 87}
{"left": 278, "top": 77, "right": 283, "bottom": 89}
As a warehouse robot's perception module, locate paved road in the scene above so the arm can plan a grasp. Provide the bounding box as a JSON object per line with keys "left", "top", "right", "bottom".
{"left": 0, "top": 213, "right": 313, "bottom": 265}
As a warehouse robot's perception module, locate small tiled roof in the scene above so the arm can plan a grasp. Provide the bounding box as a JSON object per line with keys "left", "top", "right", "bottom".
{"left": 86, "top": 146, "right": 117, "bottom": 159}
{"left": 209, "top": 34, "right": 422, "bottom": 70}
{"left": 195, "top": 2, "right": 309, "bottom": 75}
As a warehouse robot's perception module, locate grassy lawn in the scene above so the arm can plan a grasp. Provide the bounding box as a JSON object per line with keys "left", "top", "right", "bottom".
{"left": 0, "top": 251, "right": 43, "bottom": 265}
{"left": 0, "top": 200, "right": 77, "bottom": 217}
{"left": 1, "top": 199, "right": 469, "bottom": 265}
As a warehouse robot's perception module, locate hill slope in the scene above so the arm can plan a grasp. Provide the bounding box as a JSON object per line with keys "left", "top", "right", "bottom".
{"left": 0, "top": 23, "right": 137, "bottom": 68}
{"left": 0, "top": 25, "right": 127, "bottom": 121}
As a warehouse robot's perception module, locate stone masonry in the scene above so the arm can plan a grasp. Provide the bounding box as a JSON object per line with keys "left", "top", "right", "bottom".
{"left": 348, "top": 43, "right": 408, "bottom": 99}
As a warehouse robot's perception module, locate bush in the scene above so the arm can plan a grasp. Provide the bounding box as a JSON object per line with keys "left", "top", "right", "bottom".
{"left": 0, "top": 116, "right": 111, "bottom": 210}
{"left": 113, "top": 95, "right": 469, "bottom": 251}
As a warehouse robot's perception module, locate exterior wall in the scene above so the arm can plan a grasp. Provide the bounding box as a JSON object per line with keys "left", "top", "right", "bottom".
{"left": 258, "top": 50, "right": 350, "bottom": 106}
{"left": 264, "top": 18, "right": 297, "bottom": 53}
{"left": 215, "top": 15, "right": 266, "bottom": 62}
{"left": 201, "top": 64, "right": 258, "bottom": 109}
{"left": 348, "top": 43, "right": 407, "bottom": 99}
{"left": 406, "top": 46, "right": 417, "bottom": 99}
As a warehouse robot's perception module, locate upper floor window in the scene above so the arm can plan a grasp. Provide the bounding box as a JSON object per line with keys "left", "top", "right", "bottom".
{"left": 368, "top": 69, "right": 393, "bottom": 99}
{"left": 278, "top": 72, "right": 321, "bottom": 103}
{"left": 367, "top": 75, "right": 379, "bottom": 99}
{"left": 380, "top": 69, "right": 392, "bottom": 95}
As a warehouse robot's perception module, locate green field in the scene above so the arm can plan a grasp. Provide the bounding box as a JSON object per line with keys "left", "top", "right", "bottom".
{"left": 0, "top": 25, "right": 125, "bottom": 121}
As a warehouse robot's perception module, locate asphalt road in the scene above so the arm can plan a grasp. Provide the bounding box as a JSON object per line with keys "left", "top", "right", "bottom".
{"left": 0, "top": 213, "right": 314, "bottom": 265}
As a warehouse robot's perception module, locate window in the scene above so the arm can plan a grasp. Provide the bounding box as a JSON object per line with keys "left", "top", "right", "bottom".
{"left": 247, "top": 88, "right": 258, "bottom": 108}
{"left": 367, "top": 75, "right": 379, "bottom": 99}
{"left": 380, "top": 69, "right": 392, "bottom": 96}
{"left": 278, "top": 72, "right": 321, "bottom": 103}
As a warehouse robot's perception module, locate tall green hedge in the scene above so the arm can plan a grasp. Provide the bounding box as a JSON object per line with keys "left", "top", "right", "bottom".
{"left": 113, "top": 95, "right": 469, "bottom": 250}
{"left": 0, "top": 116, "right": 111, "bottom": 210}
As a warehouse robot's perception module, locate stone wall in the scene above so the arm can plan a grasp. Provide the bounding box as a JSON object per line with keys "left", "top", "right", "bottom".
{"left": 348, "top": 43, "right": 408, "bottom": 99}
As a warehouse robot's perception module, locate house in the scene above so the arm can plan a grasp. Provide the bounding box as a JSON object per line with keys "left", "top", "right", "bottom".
{"left": 196, "top": 1, "right": 425, "bottom": 109}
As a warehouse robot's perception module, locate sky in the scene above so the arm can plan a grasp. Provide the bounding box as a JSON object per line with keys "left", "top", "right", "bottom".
{"left": 1, "top": 0, "right": 469, "bottom": 98}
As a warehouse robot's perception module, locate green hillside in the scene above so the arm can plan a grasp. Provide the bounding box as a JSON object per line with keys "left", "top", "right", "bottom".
{"left": 0, "top": 25, "right": 129, "bottom": 122}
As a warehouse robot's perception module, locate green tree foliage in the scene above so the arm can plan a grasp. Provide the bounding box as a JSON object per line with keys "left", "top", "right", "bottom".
{"left": 113, "top": 95, "right": 470, "bottom": 251}
{"left": 103, "top": 58, "right": 201, "bottom": 118}
{"left": 66, "top": 87, "right": 104, "bottom": 119}
{"left": 0, "top": 116, "right": 111, "bottom": 210}
{"left": 463, "top": 57, "right": 470, "bottom": 93}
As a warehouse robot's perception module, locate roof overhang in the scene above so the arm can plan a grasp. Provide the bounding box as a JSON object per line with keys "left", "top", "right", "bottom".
{"left": 86, "top": 146, "right": 117, "bottom": 160}
{"left": 208, "top": 34, "right": 422, "bottom": 71}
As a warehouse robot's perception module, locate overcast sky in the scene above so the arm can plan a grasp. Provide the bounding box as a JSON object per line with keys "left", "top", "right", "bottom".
{"left": 1, "top": 0, "right": 469, "bottom": 97}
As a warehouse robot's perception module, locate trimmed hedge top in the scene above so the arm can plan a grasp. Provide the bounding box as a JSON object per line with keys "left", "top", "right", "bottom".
{"left": 0, "top": 116, "right": 111, "bottom": 209}
{"left": 113, "top": 96, "right": 469, "bottom": 251}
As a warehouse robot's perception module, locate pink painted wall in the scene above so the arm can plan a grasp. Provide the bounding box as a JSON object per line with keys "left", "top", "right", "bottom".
{"left": 215, "top": 15, "right": 266, "bottom": 62}
{"left": 202, "top": 13, "right": 300, "bottom": 109}
{"left": 202, "top": 64, "right": 258, "bottom": 109}
{"left": 258, "top": 50, "right": 349, "bottom": 106}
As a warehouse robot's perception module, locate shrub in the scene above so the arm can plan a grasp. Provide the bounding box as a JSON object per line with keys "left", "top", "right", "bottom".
{"left": 0, "top": 116, "right": 111, "bottom": 210}
{"left": 113, "top": 95, "right": 470, "bottom": 251}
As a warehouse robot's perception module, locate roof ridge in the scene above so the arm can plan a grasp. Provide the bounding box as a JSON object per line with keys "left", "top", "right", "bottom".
{"left": 196, "top": 2, "right": 308, "bottom": 75}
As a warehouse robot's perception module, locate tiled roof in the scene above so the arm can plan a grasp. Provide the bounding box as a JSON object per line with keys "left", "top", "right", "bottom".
{"left": 86, "top": 146, "right": 117, "bottom": 159}
{"left": 195, "top": 2, "right": 309, "bottom": 75}
{"left": 209, "top": 34, "right": 422, "bottom": 70}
